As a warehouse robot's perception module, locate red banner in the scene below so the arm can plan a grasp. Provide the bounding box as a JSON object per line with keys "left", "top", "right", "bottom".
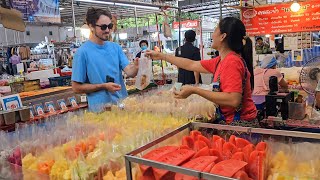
{"left": 242, "top": 1, "right": 320, "bottom": 35}
{"left": 172, "top": 20, "right": 199, "bottom": 29}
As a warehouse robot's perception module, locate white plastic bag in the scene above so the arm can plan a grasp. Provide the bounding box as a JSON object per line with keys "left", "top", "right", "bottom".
{"left": 163, "top": 16, "right": 172, "bottom": 38}
{"left": 135, "top": 51, "right": 152, "bottom": 90}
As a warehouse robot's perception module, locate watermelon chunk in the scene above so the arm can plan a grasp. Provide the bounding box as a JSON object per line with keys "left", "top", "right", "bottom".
{"left": 153, "top": 149, "right": 195, "bottom": 180}
{"left": 211, "top": 136, "right": 225, "bottom": 153}
{"left": 235, "top": 138, "right": 251, "bottom": 149}
{"left": 203, "top": 162, "right": 216, "bottom": 173}
{"left": 210, "top": 159, "right": 248, "bottom": 178}
{"left": 182, "top": 136, "right": 194, "bottom": 149}
{"left": 140, "top": 146, "right": 178, "bottom": 175}
{"left": 198, "top": 135, "right": 211, "bottom": 148}
{"left": 255, "top": 142, "right": 267, "bottom": 152}
{"left": 233, "top": 170, "right": 250, "bottom": 180}
{"left": 248, "top": 150, "right": 266, "bottom": 180}
{"left": 232, "top": 152, "right": 245, "bottom": 161}
{"left": 194, "top": 140, "right": 207, "bottom": 152}
{"left": 222, "top": 142, "right": 237, "bottom": 160}
{"left": 242, "top": 144, "right": 255, "bottom": 163}
{"left": 209, "top": 149, "right": 223, "bottom": 162}
{"left": 193, "top": 146, "right": 210, "bottom": 159}
{"left": 229, "top": 135, "right": 236, "bottom": 145}
{"left": 190, "top": 130, "right": 201, "bottom": 141}
{"left": 180, "top": 145, "right": 191, "bottom": 150}
{"left": 175, "top": 156, "right": 217, "bottom": 180}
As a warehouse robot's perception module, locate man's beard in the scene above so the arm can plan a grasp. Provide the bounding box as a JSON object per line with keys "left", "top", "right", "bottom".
{"left": 95, "top": 32, "right": 110, "bottom": 41}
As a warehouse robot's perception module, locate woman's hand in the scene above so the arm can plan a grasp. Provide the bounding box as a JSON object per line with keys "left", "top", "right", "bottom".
{"left": 173, "top": 85, "right": 195, "bottom": 99}
{"left": 145, "top": 50, "right": 164, "bottom": 60}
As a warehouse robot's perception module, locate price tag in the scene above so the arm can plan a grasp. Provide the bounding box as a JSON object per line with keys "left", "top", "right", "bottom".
{"left": 80, "top": 95, "right": 87, "bottom": 103}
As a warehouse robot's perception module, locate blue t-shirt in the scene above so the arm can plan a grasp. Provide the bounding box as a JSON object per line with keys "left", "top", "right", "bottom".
{"left": 72, "top": 40, "right": 129, "bottom": 112}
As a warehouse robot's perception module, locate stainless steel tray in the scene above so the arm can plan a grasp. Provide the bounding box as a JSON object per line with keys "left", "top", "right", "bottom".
{"left": 125, "top": 122, "right": 320, "bottom": 180}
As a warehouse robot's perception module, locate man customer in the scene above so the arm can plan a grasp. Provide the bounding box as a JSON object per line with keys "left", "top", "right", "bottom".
{"left": 72, "top": 8, "right": 139, "bottom": 112}
{"left": 175, "top": 30, "right": 202, "bottom": 85}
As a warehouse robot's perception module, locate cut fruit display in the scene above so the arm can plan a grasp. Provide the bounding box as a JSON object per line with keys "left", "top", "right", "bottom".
{"left": 139, "top": 130, "right": 267, "bottom": 180}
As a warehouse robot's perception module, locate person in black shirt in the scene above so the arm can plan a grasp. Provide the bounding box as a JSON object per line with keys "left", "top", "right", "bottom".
{"left": 136, "top": 40, "right": 148, "bottom": 58}
{"left": 175, "top": 30, "right": 202, "bottom": 84}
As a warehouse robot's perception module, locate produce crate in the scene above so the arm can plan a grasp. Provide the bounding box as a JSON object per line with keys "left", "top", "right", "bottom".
{"left": 10, "top": 80, "right": 40, "bottom": 93}
{"left": 48, "top": 76, "right": 71, "bottom": 87}
{"left": 125, "top": 122, "right": 320, "bottom": 180}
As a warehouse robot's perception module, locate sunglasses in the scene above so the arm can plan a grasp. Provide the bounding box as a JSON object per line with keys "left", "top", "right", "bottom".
{"left": 96, "top": 23, "right": 113, "bottom": 31}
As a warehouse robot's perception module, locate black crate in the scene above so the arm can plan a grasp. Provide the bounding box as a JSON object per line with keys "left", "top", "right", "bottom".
{"left": 48, "top": 76, "right": 71, "bottom": 87}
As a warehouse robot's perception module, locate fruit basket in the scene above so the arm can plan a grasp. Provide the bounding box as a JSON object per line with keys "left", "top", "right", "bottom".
{"left": 125, "top": 122, "right": 320, "bottom": 180}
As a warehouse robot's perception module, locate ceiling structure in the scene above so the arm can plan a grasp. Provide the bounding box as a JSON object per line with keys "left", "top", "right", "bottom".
{"left": 59, "top": 0, "right": 176, "bottom": 26}
{"left": 178, "top": 0, "right": 240, "bottom": 19}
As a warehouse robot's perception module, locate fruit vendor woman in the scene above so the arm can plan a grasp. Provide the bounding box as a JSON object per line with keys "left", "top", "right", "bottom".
{"left": 72, "top": 8, "right": 138, "bottom": 112}
{"left": 147, "top": 17, "right": 258, "bottom": 127}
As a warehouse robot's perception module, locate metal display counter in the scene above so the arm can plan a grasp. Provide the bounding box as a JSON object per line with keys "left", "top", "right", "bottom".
{"left": 125, "top": 122, "right": 320, "bottom": 180}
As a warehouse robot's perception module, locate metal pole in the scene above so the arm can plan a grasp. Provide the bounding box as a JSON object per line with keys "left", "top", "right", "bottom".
{"left": 71, "top": 0, "right": 76, "bottom": 38}
{"left": 219, "top": 0, "right": 223, "bottom": 20}
{"left": 178, "top": 8, "right": 181, "bottom": 56}
{"left": 134, "top": 7, "right": 138, "bottom": 36}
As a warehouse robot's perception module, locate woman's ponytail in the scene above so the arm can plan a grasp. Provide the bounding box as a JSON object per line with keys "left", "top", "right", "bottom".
{"left": 241, "top": 37, "right": 254, "bottom": 91}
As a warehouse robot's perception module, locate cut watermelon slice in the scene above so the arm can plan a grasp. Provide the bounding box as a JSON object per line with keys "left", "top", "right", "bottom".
{"left": 153, "top": 149, "right": 195, "bottom": 180}
{"left": 175, "top": 156, "right": 217, "bottom": 180}
{"left": 222, "top": 142, "right": 237, "bottom": 160}
{"left": 180, "top": 145, "right": 191, "bottom": 150}
{"left": 235, "top": 138, "right": 251, "bottom": 149}
{"left": 248, "top": 150, "right": 266, "bottom": 180}
{"left": 209, "top": 149, "right": 223, "bottom": 162}
{"left": 212, "top": 136, "right": 225, "bottom": 153}
{"left": 194, "top": 140, "right": 207, "bottom": 152}
{"left": 232, "top": 152, "right": 245, "bottom": 161}
{"left": 140, "top": 146, "right": 178, "bottom": 175}
{"left": 210, "top": 159, "right": 248, "bottom": 178}
{"left": 255, "top": 142, "right": 267, "bottom": 152}
{"left": 198, "top": 135, "right": 211, "bottom": 148}
{"left": 203, "top": 162, "right": 216, "bottom": 173}
{"left": 233, "top": 170, "right": 250, "bottom": 180}
{"left": 190, "top": 130, "right": 201, "bottom": 141}
{"left": 182, "top": 136, "right": 195, "bottom": 149}
{"left": 140, "top": 169, "right": 156, "bottom": 180}
{"left": 193, "top": 146, "right": 210, "bottom": 159}
{"left": 229, "top": 135, "right": 236, "bottom": 145}
{"left": 242, "top": 144, "right": 255, "bottom": 163}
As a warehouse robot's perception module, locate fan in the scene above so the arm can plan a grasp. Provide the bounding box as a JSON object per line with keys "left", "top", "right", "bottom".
{"left": 299, "top": 56, "right": 320, "bottom": 120}
{"left": 299, "top": 56, "right": 320, "bottom": 96}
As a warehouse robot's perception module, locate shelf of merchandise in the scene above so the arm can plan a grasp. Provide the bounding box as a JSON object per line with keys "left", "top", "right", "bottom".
{"left": 125, "top": 122, "right": 320, "bottom": 180}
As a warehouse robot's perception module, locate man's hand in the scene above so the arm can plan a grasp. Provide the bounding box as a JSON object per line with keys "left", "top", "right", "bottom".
{"left": 103, "top": 83, "right": 121, "bottom": 93}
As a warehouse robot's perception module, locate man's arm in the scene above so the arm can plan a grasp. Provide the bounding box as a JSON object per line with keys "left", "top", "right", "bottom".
{"left": 72, "top": 81, "right": 121, "bottom": 94}
{"left": 123, "top": 61, "right": 138, "bottom": 78}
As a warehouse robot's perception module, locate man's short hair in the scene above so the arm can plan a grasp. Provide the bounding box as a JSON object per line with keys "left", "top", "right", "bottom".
{"left": 86, "top": 7, "right": 112, "bottom": 26}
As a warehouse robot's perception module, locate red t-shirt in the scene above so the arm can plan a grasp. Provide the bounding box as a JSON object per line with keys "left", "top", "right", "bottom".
{"left": 200, "top": 52, "right": 257, "bottom": 123}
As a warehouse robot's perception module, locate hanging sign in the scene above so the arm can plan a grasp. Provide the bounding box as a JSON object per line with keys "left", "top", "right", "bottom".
{"left": 172, "top": 20, "right": 199, "bottom": 29}
{"left": 242, "top": 1, "right": 320, "bottom": 35}
{"left": 9, "top": 0, "right": 61, "bottom": 23}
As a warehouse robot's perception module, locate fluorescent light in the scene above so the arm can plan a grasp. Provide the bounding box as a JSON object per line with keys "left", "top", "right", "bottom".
{"left": 119, "top": 33, "right": 128, "bottom": 40}
{"left": 290, "top": 2, "right": 300, "bottom": 12}
{"left": 75, "top": 0, "right": 159, "bottom": 10}
{"left": 265, "top": 34, "right": 271, "bottom": 38}
{"left": 59, "top": 7, "right": 65, "bottom": 10}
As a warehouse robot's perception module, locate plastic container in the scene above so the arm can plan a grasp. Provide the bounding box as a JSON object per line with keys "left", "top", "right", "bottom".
{"left": 3, "top": 111, "right": 16, "bottom": 125}
{"left": 48, "top": 76, "right": 71, "bottom": 87}
{"left": 289, "top": 101, "right": 306, "bottom": 120}
{"left": 19, "top": 107, "right": 30, "bottom": 122}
